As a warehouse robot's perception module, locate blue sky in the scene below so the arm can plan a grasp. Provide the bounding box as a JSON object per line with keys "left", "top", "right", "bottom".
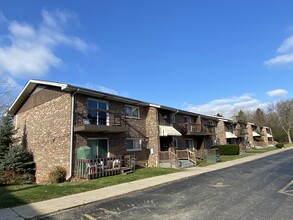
{"left": 1, "top": 0, "right": 293, "bottom": 117}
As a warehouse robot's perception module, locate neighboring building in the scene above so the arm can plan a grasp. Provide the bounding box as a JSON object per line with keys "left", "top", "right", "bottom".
{"left": 246, "top": 123, "right": 274, "bottom": 147}
{"left": 7, "top": 80, "right": 274, "bottom": 183}
{"left": 215, "top": 117, "right": 248, "bottom": 149}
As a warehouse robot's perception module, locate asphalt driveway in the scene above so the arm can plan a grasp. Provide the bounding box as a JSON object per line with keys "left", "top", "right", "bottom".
{"left": 44, "top": 149, "right": 293, "bottom": 220}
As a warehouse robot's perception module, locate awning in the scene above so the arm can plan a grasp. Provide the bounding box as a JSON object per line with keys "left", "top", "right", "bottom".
{"left": 267, "top": 134, "right": 273, "bottom": 138}
{"left": 252, "top": 131, "right": 260, "bottom": 137}
{"left": 225, "top": 132, "right": 237, "bottom": 139}
{"left": 159, "top": 125, "right": 182, "bottom": 136}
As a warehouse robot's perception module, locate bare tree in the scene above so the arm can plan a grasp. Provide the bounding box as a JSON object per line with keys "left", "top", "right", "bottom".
{"left": 0, "top": 80, "right": 14, "bottom": 117}
{"left": 268, "top": 99, "right": 293, "bottom": 143}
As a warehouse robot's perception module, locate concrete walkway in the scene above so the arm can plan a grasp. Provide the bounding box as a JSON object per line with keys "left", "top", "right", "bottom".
{"left": 1, "top": 147, "right": 293, "bottom": 220}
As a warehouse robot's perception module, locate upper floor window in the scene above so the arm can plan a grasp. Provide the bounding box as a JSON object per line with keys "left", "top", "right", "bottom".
{"left": 87, "top": 99, "right": 109, "bottom": 125}
{"left": 184, "top": 116, "right": 192, "bottom": 123}
{"left": 171, "top": 113, "right": 176, "bottom": 123}
{"left": 125, "top": 105, "right": 140, "bottom": 118}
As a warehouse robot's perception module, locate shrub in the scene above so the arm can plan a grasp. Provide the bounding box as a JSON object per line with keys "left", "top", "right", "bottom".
{"left": 48, "top": 166, "right": 66, "bottom": 184}
{"left": 276, "top": 143, "right": 284, "bottom": 148}
{"left": 213, "top": 144, "right": 240, "bottom": 155}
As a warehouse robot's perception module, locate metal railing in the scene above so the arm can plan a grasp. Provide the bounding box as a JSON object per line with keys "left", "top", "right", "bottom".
{"left": 75, "top": 108, "right": 127, "bottom": 127}
{"left": 178, "top": 123, "right": 215, "bottom": 134}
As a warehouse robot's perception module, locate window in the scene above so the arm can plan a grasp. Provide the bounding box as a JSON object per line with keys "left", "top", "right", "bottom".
{"left": 125, "top": 105, "right": 140, "bottom": 118}
{"left": 171, "top": 113, "right": 176, "bottom": 123}
{"left": 126, "top": 138, "right": 142, "bottom": 151}
{"left": 185, "top": 139, "right": 194, "bottom": 150}
{"left": 172, "top": 137, "right": 178, "bottom": 148}
{"left": 87, "top": 99, "right": 109, "bottom": 125}
{"left": 87, "top": 139, "right": 108, "bottom": 158}
{"left": 184, "top": 116, "right": 191, "bottom": 123}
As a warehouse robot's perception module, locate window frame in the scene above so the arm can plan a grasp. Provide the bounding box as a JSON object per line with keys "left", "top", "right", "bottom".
{"left": 171, "top": 113, "right": 176, "bottom": 123}
{"left": 185, "top": 139, "right": 194, "bottom": 150}
{"left": 126, "top": 138, "right": 142, "bottom": 151}
{"left": 125, "top": 105, "right": 140, "bottom": 119}
{"left": 87, "top": 138, "right": 109, "bottom": 158}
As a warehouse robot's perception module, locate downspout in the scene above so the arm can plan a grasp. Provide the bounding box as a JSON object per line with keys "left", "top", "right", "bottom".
{"left": 67, "top": 89, "right": 79, "bottom": 181}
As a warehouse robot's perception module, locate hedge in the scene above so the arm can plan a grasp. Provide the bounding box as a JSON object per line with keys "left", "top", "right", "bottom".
{"left": 213, "top": 144, "right": 240, "bottom": 155}
{"left": 275, "top": 143, "right": 284, "bottom": 148}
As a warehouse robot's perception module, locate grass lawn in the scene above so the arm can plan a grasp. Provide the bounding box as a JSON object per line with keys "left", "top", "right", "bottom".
{"left": 198, "top": 145, "right": 292, "bottom": 166}
{"left": 0, "top": 167, "right": 179, "bottom": 208}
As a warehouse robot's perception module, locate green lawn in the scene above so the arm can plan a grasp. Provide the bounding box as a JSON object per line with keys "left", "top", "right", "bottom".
{"left": 198, "top": 145, "right": 292, "bottom": 166}
{"left": 0, "top": 167, "right": 179, "bottom": 208}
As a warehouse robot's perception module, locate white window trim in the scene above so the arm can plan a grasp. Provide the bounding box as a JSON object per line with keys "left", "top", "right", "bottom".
{"left": 87, "top": 138, "right": 109, "bottom": 158}
{"left": 172, "top": 137, "right": 178, "bottom": 148}
{"left": 126, "top": 138, "right": 142, "bottom": 151}
{"left": 185, "top": 139, "right": 194, "bottom": 149}
{"left": 87, "top": 99, "right": 109, "bottom": 126}
{"left": 125, "top": 105, "right": 140, "bottom": 119}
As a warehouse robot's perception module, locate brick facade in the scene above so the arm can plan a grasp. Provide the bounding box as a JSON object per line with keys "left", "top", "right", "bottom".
{"left": 10, "top": 80, "right": 275, "bottom": 183}
{"left": 215, "top": 120, "right": 227, "bottom": 145}
{"left": 15, "top": 86, "right": 71, "bottom": 183}
{"left": 73, "top": 94, "right": 152, "bottom": 168}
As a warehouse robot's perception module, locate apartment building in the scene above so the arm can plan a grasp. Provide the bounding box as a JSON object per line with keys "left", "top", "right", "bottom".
{"left": 7, "top": 80, "right": 273, "bottom": 182}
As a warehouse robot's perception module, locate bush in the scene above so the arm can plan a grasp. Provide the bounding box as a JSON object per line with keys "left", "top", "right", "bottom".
{"left": 213, "top": 144, "right": 240, "bottom": 155}
{"left": 48, "top": 166, "right": 66, "bottom": 184}
{"left": 0, "top": 170, "right": 35, "bottom": 185}
{"left": 276, "top": 143, "right": 284, "bottom": 148}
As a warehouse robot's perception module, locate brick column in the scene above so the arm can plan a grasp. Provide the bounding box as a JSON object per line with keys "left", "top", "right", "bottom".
{"left": 145, "top": 106, "right": 160, "bottom": 167}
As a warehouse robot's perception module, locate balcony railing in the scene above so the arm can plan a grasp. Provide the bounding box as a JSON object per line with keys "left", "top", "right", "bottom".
{"left": 178, "top": 123, "right": 215, "bottom": 135}
{"left": 234, "top": 128, "right": 247, "bottom": 136}
{"left": 74, "top": 108, "right": 129, "bottom": 133}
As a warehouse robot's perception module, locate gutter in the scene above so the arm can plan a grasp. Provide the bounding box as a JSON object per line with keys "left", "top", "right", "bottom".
{"left": 67, "top": 88, "right": 79, "bottom": 181}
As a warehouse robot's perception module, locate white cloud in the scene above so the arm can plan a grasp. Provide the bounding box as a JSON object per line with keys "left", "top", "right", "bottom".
{"left": 84, "top": 83, "right": 119, "bottom": 95}
{"left": 0, "top": 10, "right": 95, "bottom": 78}
{"left": 266, "top": 89, "right": 288, "bottom": 97}
{"left": 183, "top": 94, "right": 268, "bottom": 118}
{"left": 264, "top": 33, "right": 293, "bottom": 67}
{"left": 277, "top": 36, "right": 293, "bottom": 53}
{"left": 264, "top": 53, "right": 293, "bottom": 67}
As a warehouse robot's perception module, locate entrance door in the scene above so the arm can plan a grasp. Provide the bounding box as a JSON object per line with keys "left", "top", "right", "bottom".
{"left": 87, "top": 99, "right": 108, "bottom": 125}
{"left": 87, "top": 139, "right": 108, "bottom": 158}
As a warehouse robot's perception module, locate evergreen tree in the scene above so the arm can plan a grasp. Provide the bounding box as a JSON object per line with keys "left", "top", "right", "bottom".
{"left": 0, "top": 116, "right": 16, "bottom": 160}
{"left": 253, "top": 108, "right": 266, "bottom": 126}
{"left": 0, "top": 116, "right": 35, "bottom": 184}
{"left": 237, "top": 110, "right": 248, "bottom": 123}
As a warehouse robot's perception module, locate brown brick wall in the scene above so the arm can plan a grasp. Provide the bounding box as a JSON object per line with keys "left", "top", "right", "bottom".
{"left": 73, "top": 94, "right": 151, "bottom": 167}
{"left": 15, "top": 88, "right": 72, "bottom": 183}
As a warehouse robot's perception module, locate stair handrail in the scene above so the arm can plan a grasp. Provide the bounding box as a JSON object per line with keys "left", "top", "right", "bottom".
{"left": 169, "top": 149, "right": 179, "bottom": 168}
{"left": 187, "top": 149, "right": 196, "bottom": 164}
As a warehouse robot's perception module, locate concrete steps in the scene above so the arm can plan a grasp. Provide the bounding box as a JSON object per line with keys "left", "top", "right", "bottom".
{"left": 178, "top": 159, "right": 196, "bottom": 169}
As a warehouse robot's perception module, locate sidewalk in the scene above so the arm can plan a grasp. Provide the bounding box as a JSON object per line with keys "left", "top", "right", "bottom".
{"left": 1, "top": 146, "right": 293, "bottom": 220}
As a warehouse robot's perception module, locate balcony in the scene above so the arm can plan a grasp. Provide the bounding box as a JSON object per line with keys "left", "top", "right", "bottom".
{"left": 235, "top": 128, "right": 247, "bottom": 137}
{"left": 178, "top": 123, "right": 216, "bottom": 136}
{"left": 74, "top": 109, "right": 130, "bottom": 133}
